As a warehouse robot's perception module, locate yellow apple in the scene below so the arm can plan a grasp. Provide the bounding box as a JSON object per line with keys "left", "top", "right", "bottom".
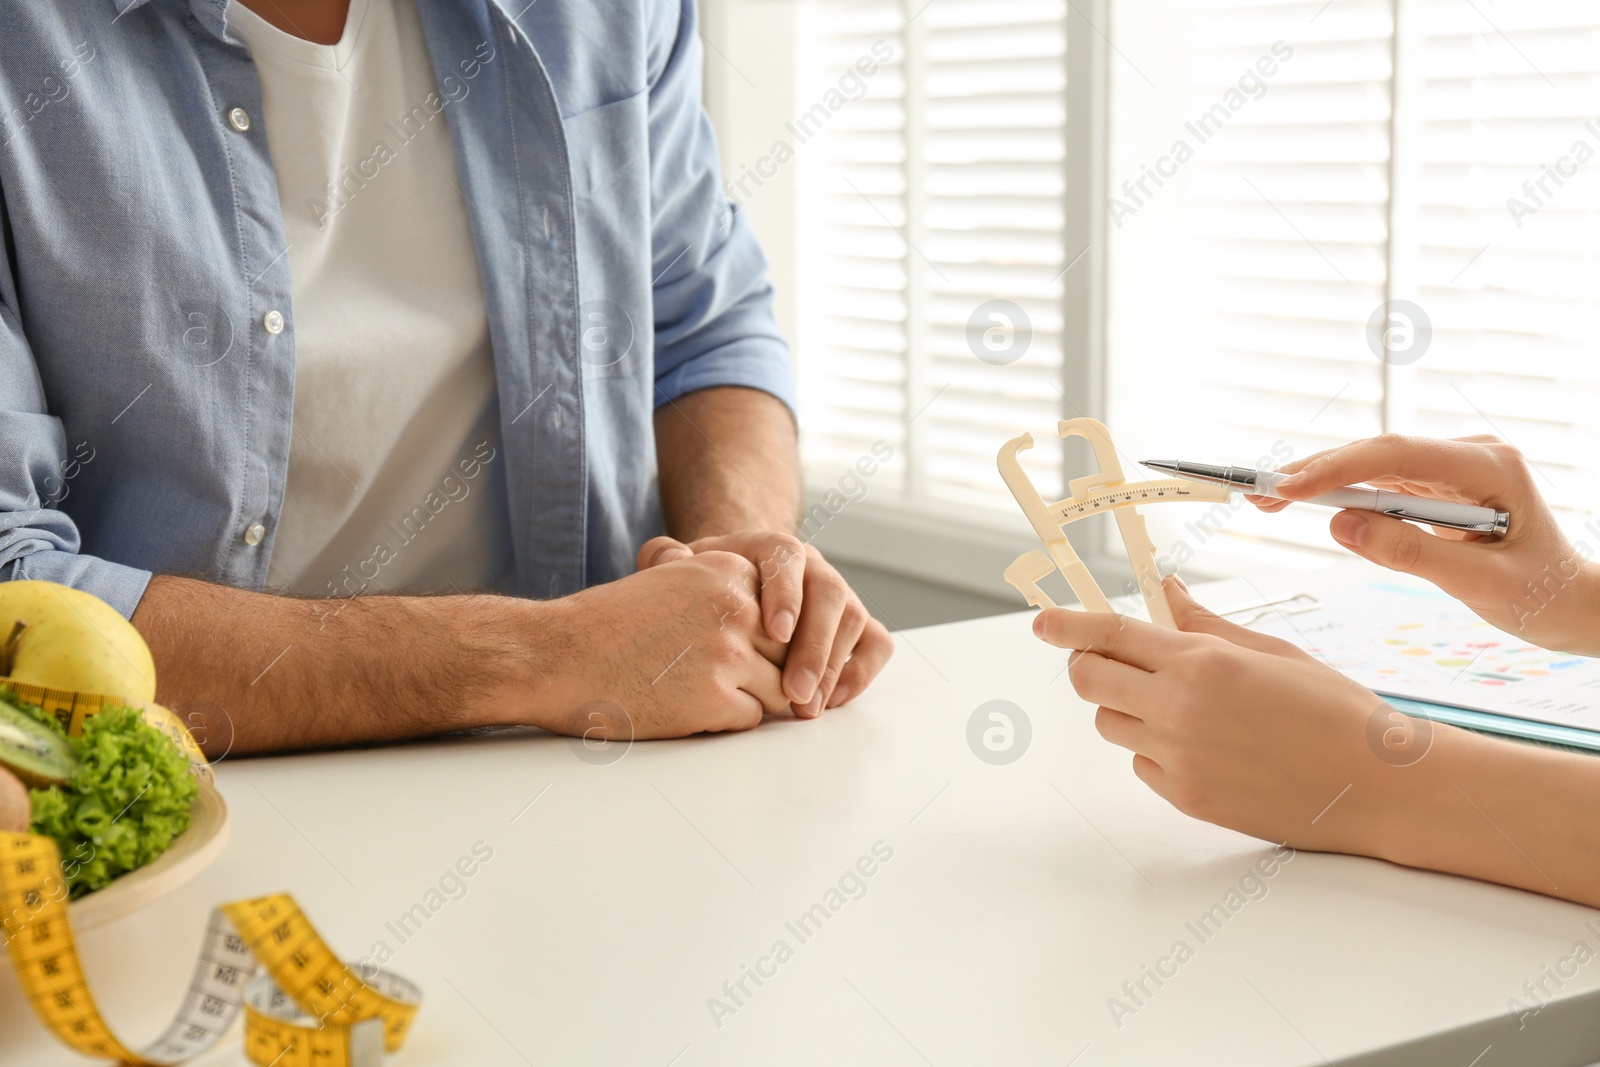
{"left": 0, "top": 581, "right": 156, "bottom": 702}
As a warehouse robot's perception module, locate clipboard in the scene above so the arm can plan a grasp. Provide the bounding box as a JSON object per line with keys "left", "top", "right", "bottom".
{"left": 1380, "top": 697, "right": 1600, "bottom": 755}
{"left": 1218, "top": 587, "right": 1600, "bottom": 756}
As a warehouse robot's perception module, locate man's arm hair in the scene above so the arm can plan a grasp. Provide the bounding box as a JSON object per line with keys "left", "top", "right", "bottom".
{"left": 132, "top": 575, "right": 568, "bottom": 756}
{"left": 653, "top": 386, "right": 801, "bottom": 542}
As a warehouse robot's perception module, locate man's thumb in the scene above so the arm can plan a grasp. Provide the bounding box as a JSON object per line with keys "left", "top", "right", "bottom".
{"left": 636, "top": 536, "right": 692, "bottom": 570}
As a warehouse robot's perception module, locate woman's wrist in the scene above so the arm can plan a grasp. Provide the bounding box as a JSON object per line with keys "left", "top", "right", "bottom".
{"left": 1512, "top": 555, "right": 1600, "bottom": 657}
{"left": 1359, "top": 722, "right": 1600, "bottom": 907}
{"left": 1559, "top": 558, "right": 1600, "bottom": 656}
{"left": 1358, "top": 721, "right": 1476, "bottom": 871}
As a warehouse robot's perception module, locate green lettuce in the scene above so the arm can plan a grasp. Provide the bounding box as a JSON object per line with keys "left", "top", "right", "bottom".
{"left": 13, "top": 698, "right": 198, "bottom": 898}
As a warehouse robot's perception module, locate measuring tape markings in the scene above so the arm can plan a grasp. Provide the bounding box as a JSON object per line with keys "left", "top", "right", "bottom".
{"left": 0, "top": 679, "right": 421, "bottom": 1065}
{"left": 0, "top": 678, "right": 213, "bottom": 787}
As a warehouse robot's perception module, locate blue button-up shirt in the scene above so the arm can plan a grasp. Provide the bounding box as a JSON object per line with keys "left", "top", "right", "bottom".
{"left": 0, "top": 0, "right": 793, "bottom": 618}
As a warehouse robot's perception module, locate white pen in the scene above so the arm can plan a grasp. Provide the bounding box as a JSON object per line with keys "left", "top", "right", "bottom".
{"left": 1140, "top": 459, "right": 1511, "bottom": 536}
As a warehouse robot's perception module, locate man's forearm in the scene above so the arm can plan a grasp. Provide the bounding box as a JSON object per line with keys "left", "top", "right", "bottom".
{"left": 654, "top": 386, "right": 801, "bottom": 541}
{"left": 131, "top": 576, "right": 562, "bottom": 756}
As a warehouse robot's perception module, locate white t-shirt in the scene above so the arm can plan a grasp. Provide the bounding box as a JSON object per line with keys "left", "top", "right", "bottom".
{"left": 229, "top": 0, "right": 514, "bottom": 598}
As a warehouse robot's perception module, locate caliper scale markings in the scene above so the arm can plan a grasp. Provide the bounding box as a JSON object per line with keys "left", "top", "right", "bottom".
{"left": 998, "top": 419, "right": 1231, "bottom": 629}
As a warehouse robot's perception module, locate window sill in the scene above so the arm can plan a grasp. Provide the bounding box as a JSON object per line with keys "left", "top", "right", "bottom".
{"left": 803, "top": 491, "right": 1342, "bottom": 606}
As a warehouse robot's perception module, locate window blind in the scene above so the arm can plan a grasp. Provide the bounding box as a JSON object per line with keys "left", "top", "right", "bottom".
{"left": 1133, "top": 0, "right": 1600, "bottom": 562}
{"left": 794, "top": 0, "right": 1070, "bottom": 518}
{"left": 791, "top": 0, "right": 1600, "bottom": 574}
{"left": 1403, "top": 1, "right": 1600, "bottom": 533}
{"left": 1108, "top": 0, "right": 1397, "bottom": 562}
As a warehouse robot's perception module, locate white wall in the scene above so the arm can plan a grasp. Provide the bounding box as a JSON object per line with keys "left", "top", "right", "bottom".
{"left": 699, "top": 0, "right": 799, "bottom": 346}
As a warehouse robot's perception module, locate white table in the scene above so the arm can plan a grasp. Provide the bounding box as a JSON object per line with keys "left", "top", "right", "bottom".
{"left": 5, "top": 598, "right": 1600, "bottom": 1066}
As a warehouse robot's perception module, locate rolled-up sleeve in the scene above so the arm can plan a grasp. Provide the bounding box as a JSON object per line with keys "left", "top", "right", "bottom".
{"left": 0, "top": 243, "right": 152, "bottom": 619}
{"left": 645, "top": 0, "right": 796, "bottom": 414}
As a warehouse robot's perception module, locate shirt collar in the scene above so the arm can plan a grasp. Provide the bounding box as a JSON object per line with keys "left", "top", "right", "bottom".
{"left": 114, "top": 0, "right": 235, "bottom": 42}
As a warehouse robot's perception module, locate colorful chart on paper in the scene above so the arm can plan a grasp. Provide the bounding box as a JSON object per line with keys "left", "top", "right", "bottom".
{"left": 1245, "top": 581, "right": 1600, "bottom": 732}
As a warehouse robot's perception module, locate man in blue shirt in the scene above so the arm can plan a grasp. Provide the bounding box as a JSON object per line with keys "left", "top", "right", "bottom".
{"left": 0, "top": 0, "right": 892, "bottom": 752}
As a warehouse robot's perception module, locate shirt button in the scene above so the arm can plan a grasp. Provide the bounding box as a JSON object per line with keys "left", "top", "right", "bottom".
{"left": 243, "top": 523, "right": 266, "bottom": 547}
{"left": 227, "top": 107, "right": 251, "bottom": 133}
{"left": 263, "top": 310, "right": 285, "bottom": 335}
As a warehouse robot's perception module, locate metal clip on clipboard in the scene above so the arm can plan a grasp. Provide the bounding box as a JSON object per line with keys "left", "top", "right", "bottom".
{"left": 1216, "top": 592, "right": 1323, "bottom": 628}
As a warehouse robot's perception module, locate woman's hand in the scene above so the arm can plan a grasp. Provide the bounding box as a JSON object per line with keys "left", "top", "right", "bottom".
{"left": 1035, "top": 577, "right": 1427, "bottom": 856}
{"left": 1035, "top": 576, "right": 1600, "bottom": 908}
{"left": 1254, "top": 434, "right": 1600, "bottom": 654}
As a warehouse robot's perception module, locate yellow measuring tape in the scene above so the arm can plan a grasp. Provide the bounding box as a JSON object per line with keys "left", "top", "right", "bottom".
{"left": 0, "top": 679, "right": 421, "bottom": 1065}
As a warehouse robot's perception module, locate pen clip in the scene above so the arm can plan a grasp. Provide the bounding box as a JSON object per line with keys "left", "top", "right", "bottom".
{"left": 1380, "top": 507, "right": 1510, "bottom": 536}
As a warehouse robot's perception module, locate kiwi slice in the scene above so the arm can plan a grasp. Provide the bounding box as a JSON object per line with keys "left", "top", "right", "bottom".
{"left": 0, "top": 702, "right": 76, "bottom": 788}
